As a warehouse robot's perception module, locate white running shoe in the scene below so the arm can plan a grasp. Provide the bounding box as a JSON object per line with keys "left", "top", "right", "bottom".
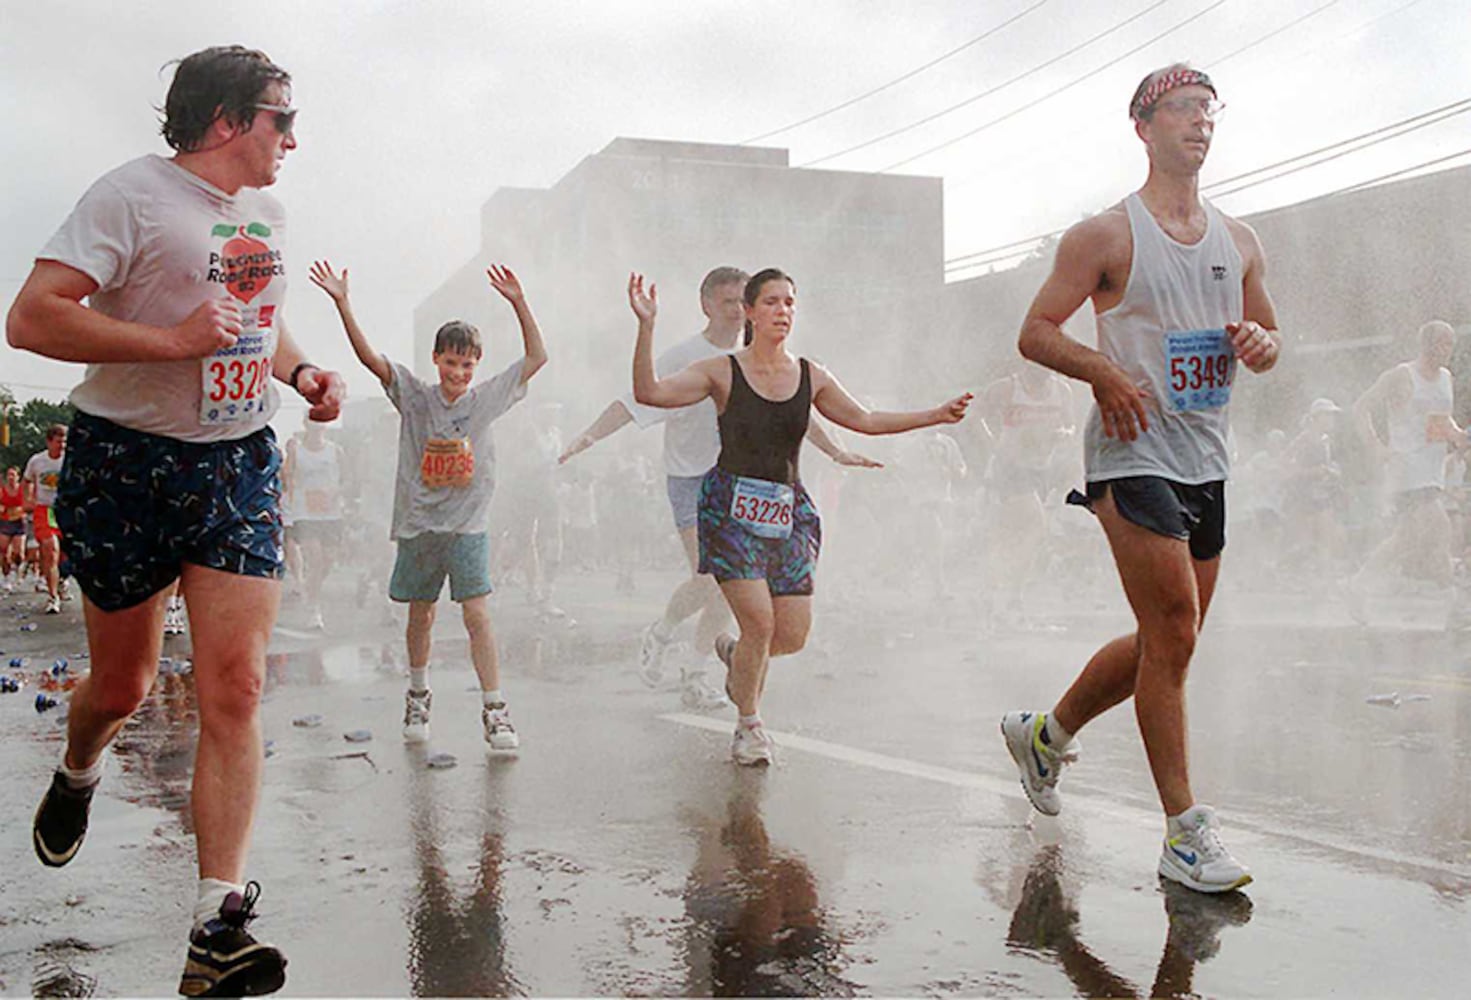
{"left": 1000, "top": 710, "right": 1080, "bottom": 817}
{"left": 402, "top": 689, "right": 432, "bottom": 744}
{"left": 58, "top": 579, "right": 71, "bottom": 601}
{"left": 731, "top": 722, "right": 774, "bottom": 767}
{"left": 482, "top": 705, "right": 520, "bottom": 751}
{"left": 1158, "top": 804, "right": 1252, "bottom": 893}
{"left": 680, "top": 671, "right": 732, "bottom": 712}
{"left": 45, "top": 595, "right": 61, "bottom": 615}
{"left": 638, "top": 621, "right": 672, "bottom": 687}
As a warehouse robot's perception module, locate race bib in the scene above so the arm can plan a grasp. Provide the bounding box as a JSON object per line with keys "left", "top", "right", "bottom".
{"left": 1165, "top": 329, "right": 1235, "bottom": 413}
{"left": 421, "top": 438, "right": 475, "bottom": 489}
{"left": 200, "top": 306, "right": 274, "bottom": 426}
{"left": 304, "top": 489, "right": 333, "bottom": 516}
{"left": 730, "top": 476, "right": 794, "bottom": 540}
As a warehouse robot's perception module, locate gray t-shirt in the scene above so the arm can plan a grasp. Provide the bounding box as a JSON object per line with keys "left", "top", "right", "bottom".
{"left": 39, "top": 155, "right": 288, "bottom": 442}
{"left": 385, "top": 358, "right": 527, "bottom": 540}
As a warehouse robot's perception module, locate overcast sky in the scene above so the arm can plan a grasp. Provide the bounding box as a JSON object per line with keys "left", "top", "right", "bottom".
{"left": 2, "top": 0, "right": 1467, "bottom": 407}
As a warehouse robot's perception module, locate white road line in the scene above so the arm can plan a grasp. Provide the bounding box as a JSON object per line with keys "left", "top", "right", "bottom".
{"left": 660, "top": 712, "right": 1471, "bottom": 881}
{"left": 661, "top": 712, "right": 1021, "bottom": 796}
{"left": 272, "top": 626, "right": 315, "bottom": 640}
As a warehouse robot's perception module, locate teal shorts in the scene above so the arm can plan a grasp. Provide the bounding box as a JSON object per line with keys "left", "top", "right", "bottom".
{"left": 389, "top": 531, "right": 492, "bottom": 603}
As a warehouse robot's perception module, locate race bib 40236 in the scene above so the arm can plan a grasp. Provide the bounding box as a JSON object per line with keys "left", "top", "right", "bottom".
{"left": 1165, "top": 328, "right": 1235, "bottom": 413}
{"left": 421, "top": 438, "right": 475, "bottom": 489}
{"left": 730, "top": 476, "right": 794, "bottom": 540}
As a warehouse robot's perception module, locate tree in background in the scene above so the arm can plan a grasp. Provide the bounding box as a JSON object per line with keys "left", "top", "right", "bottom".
{"left": 0, "top": 385, "right": 75, "bottom": 471}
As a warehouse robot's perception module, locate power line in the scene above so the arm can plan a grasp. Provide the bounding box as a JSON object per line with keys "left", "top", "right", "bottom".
{"left": 943, "top": 142, "right": 1471, "bottom": 276}
{"left": 940, "top": 0, "right": 1351, "bottom": 197}
{"left": 1333, "top": 145, "right": 1471, "bottom": 194}
{"left": 878, "top": 0, "right": 1225, "bottom": 173}
{"left": 798, "top": 0, "right": 1176, "bottom": 168}
{"left": 741, "top": 0, "right": 1051, "bottom": 145}
{"left": 1200, "top": 98, "right": 1471, "bottom": 192}
{"left": 1207, "top": 101, "right": 1471, "bottom": 198}
{"left": 1206, "top": 0, "right": 1342, "bottom": 67}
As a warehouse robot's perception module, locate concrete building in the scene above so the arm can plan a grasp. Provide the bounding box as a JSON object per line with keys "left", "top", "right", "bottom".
{"left": 414, "top": 137, "right": 944, "bottom": 409}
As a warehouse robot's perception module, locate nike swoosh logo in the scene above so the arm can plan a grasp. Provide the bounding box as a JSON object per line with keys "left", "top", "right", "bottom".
{"left": 1171, "top": 845, "right": 1198, "bottom": 866}
{"left": 1030, "top": 744, "right": 1049, "bottom": 778}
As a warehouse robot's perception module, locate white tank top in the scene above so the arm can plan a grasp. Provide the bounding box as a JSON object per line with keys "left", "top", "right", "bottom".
{"left": 292, "top": 439, "right": 343, "bottom": 521}
{"left": 999, "top": 375, "right": 1069, "bottom": 471}
{"left": 1084, "top": 193, "right": 1244, "bottom": 484}
{"left": 1387, "top": 363, "right": 1452, "bottom": 493}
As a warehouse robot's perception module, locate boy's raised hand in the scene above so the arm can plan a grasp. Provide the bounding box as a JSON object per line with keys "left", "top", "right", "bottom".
{"left": 309, "top": 260, "right": 349, "bottom": 303}
{"left": 627, "top": 272, "right": 658, "bottom": 324}
{"left": 487, "top": 264, "right": 525, "bottom": 304}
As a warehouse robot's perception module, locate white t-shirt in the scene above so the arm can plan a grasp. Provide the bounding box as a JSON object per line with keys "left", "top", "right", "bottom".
{"left": 23, "top": 452, "right": 65, "bottom": 507}
{"left": 289, "top": 438, "right": 345, "bottom": 521}
{"left": 38, "top": 155, "right": 288, "bottom": 442}
{"left": 621, "top": 331, "right": 738, "bottom": 478}
{"left": 386, "top": 358, "right": 527, "bottom": 540}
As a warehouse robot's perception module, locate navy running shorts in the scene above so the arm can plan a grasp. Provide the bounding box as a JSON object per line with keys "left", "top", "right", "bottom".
{"left": 56, "top": 411, "right": 284, "bottom": 611}
{"left": 697, "top": 466, "right": 821, "bottom": 596}
{"left": 1070, "top": 476, "right": 1226, "bottom": 561}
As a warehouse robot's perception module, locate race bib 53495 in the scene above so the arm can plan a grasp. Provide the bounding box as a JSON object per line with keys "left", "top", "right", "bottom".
{"left": 1165, "top": 329, "right": 1235, "bottom": 413}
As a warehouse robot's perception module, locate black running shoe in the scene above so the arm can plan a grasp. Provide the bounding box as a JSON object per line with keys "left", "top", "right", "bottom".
{"left": 178, "top": 882, "right": 287, "bottom": 997}
{"left": 33, "top": 770, "right": 96, "bottom": 867}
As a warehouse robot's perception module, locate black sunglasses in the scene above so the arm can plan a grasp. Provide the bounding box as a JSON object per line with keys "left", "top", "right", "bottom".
{"left": 252, "top": 103, "right": 298, "bottom": 135}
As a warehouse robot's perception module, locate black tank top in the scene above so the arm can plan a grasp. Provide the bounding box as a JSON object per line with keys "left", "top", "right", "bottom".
{"left": 716, "top": 356, "right": 811, "bottom": 485}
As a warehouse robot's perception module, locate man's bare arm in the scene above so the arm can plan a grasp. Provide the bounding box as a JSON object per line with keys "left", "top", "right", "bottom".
{"left": 1018, "top": 220, "right": 1149, "bottom": 441}
{"left": 560, "top": 401, "right": 634, "bottom": 463}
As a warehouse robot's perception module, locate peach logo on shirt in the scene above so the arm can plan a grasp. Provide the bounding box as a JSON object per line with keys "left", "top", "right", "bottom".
{"left": 208, "top": 222, "right": 284, "bottom": 304}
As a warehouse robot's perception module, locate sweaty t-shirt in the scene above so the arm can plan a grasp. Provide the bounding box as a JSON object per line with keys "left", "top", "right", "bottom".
{"left": 38, "top": 155, "right": 288, "bottom": 442}
{"left": 621, "top": 332, "right": 737, "bottom": 478}
{"left": 23, "top": 452, "right": 65, "bottom": 507}
{"left": 385, "top": 358, "right": 527, "bottom": 540}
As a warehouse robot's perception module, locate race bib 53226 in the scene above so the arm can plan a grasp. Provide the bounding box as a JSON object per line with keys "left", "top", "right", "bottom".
{"left": 730, "top": 476, "right": 794, "bottom": 540}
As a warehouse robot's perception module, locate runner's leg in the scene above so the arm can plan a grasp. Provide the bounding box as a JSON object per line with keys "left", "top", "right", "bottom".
{"left": 182, "top": 564, "right": 279, "bottom": 883}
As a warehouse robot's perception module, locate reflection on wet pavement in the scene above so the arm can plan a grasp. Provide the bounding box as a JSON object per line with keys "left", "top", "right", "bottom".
{"left": 404, "top": 766, "right": 523, "bottom": 996}
{"left": 1006, "top": 844, "right": 1252, "bottom": 1000}
{"left": 681, "top": 774, "right": 856, "bottom": 997}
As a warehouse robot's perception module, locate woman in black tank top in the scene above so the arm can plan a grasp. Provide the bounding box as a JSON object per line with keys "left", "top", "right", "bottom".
{"left": 629, "top": 268, "right": 974, "bottom": 767}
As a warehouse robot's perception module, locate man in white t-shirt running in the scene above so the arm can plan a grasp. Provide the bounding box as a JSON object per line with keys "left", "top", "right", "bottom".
{"left": 7, "top": 45, "right": 344, "bottom": 996}
{"left": 1000, "top": 64, "right": 1282, "bottom": 895}
{"left": 559, "top": 267, "right": 877, "bottom": 710}
{"left": 1346, "top": 320, "right": 1462, "bottom": 625}
{"left": 22, "top": 424, "right": 68, "bottom": 613}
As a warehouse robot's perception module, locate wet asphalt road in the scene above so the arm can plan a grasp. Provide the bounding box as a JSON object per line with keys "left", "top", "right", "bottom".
{"left": 1, "top": 567, "right": 1468, "bottom": 997}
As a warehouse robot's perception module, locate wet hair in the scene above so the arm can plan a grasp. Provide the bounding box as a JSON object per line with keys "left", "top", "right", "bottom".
{"left": 1128, "top": 63, "right": 1215, "bottom": 122}
{"left": 161, "top": 46, "right": 291, "bottom": 152}
{"left": 742, "top": 268, "right": 796, "bottom": 346}
{"left": 433, "top": 320, "right": 483, "bottom": 359}
{"left": 45, "top": 424, "right": 67, "bottom": 442}
{"left": 699, "top": 266, "right": 749, "bottom": 303}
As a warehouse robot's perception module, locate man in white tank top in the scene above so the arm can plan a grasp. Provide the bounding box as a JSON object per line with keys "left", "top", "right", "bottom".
{"left": 1346, "top": 320, "right": 1461, "bottom": 625}
{"left": 999, "top": 64, "right": 1282, "bottom": 894}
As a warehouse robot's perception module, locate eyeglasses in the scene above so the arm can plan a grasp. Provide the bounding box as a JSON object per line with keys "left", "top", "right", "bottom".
{"left": 1155, "top": 97, "right": 1226, "bottom": 120}
{"left": 252, "top": 103, "right": 298, "bottom": 135}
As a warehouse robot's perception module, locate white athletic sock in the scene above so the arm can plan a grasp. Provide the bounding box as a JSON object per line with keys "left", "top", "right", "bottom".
{"left": 59, "top": 752, "right": 103, "bottom": 790}
{"left": 1042, "top": 714, "right": 1073, "bottom": 748}
{"left": 738, "top": 713, "right": 761, "bottom": 729}
{"left": 409, "top": 666, "right": 429, "bottom": 692}
{"left": 193, "top": 878, "right": 242, "bottom": 934}
{"left": 482, "top": 689, "right": 504, "bottom": 709}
